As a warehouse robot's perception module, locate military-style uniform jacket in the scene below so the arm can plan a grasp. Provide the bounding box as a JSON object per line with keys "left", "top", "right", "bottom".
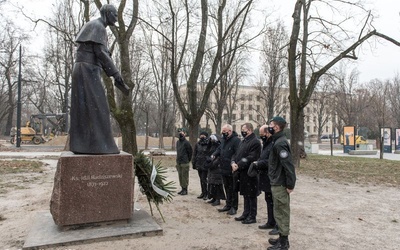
{"left": 231, "top": 133, "right": 261, "bottom": 196}
{"left": 176, "top": 137, "right": 193, "bottom": 164}
{"left": 268, "top": 131, "right": 296, "bottom": 190}
{"left": 257, "top": 137, "right": 273, "bottom": 192}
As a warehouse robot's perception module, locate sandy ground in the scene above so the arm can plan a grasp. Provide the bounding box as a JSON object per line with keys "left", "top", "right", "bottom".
{"left": 0, "top": 156, "right": 399, "bottom": 250}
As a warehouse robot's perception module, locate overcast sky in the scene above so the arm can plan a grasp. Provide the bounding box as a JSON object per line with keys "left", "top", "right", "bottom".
{"left": 6, "top": 0, "right": 400, "bottom": 84}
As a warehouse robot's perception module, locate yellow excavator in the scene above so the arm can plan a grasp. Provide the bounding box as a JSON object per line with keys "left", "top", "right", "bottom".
{"left": 10, "top": 113, "right": 66, "bottom": 145}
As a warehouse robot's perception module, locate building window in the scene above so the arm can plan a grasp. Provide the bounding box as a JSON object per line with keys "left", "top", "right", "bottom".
{"left": 313, "top": 116, "right": 316, "bottom": 123}
{"left": 249, "top": 104, "right": 253, "bottom": 110}
{"left": 306, "top": 116, "right": 310, "bottom": 122}
{"left": 307, "top": 107, "right": 310, "bottom": 113}
{"left": 313, "top": 126, "right": 317, "bottom": 133}
{"left": 307, "top": 126, "right": 310, "bottom": 133}
{"left": 241, "top": 104, "right": 244, "bottom": 110}
{"left": 240, "top": 94, "right": 245, "bottom": 100}
{"left": 256, "top": 105, "right": 260, "bottom": 111}
{"left": 326, "top": 126, "right": 329, "bottom": 133}
{"left": 257, "top": 95, "right": 261, "bottom": 101}
{"left": 241, "top": 114, "right": 244, "bottom": 120}
{"left": 223, "top": 114, "right": 228, "bottom": 121}
{"left": 248, "top": 95, "right": 253, "bottom": 101}
{"left": 232, "top": 114, "right": 236, "bottom": 120}
{"left": 249, "top": 114, "right": 253, "bottom": 120}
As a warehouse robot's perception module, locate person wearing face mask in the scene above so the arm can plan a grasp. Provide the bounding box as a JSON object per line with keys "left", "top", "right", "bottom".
{"left": 211, "top": 124, "right": 240, "bottom": 215}
{"left": 248, "top": 125, "right": 277, "bottom": 233}
{"left": 176, "top": 128, "right": 193, "bottom": 195}
{"left": 267, "top": 117, "right": 296, "bottom": 250}
{"left": 69, "top": 4, "right": 130, "bottom": 154}
{"left": 231, "top": 123, "right": 261, "bottom": 224}
{"left": 205, "top": 134, "right": 225, "bottom": 205}
{"left": 192, "top": 131, "right": 210, "bottom": 200}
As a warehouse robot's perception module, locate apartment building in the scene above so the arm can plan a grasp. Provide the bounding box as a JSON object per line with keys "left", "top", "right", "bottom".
{"left": 176, "top": 85, "right": 336, "bottom": 137}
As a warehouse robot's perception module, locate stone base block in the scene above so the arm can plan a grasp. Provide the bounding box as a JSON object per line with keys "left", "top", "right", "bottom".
{"left": 50, "top": 151, "right": 134, "bottom": 226}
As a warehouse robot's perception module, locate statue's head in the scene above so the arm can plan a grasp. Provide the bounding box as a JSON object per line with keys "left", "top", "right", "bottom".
{"left": 100, "top": 4, "right": 118, "bottom": 26}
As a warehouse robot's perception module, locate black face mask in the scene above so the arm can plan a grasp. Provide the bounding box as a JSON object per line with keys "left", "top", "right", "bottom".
{"left": 241, "top": 131, "right": 248, "bottom": 138}
{"left": 179, "top": 134, "right": 185, "bottom": 139}
{"left": 268, "top": 127, "right": 275, "bottom": 135}
{"left": 260, "top": 135, "right": 267, "bottom": 141}
{"left": 222, "top": 132, "right": 228, "bottom": 138}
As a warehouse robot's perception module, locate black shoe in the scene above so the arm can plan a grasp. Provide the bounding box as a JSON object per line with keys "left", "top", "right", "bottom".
{"left": 234, "top": 215, "right": 247, "bottom": 221}
{"left": 179, "top": 188, "right": 187, "bottom": 195}
{"left": 268, "top": 237, "right": 279, "bottom": 246}
{"left": 177, "top": 189, "right": 183, "bottom": 195}
{"left": 202, "top": 195, "right": 208, "bottom": 200}
{"left": 259, "top": 223, "right": 275, "bottom": 230}
{"left": 268, "top": 236, "right": 289, "bottom": 250}
{"left": 241, "top": 217, "right": 256, "bottom": 224}
{"left": 217, "top": 206, "right": 231, "bottom": 212}
{"left": 269, "top": 227, "right": 279, "bottom": 235}
{"left": 197, "top": 193, "right": 205, "bottom": 199}
{"left": 227, "top": 207, "right": 237, "bottom": 215}
{"left": 207, "top": 198, "right": 216, "bottom": 203}
{"left": 211, "top": 199, "right": 220, "bottom": 206}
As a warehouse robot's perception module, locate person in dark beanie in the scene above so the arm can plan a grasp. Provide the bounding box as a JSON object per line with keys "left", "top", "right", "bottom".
{"left": 192, "top": 131, "right": 210, "bottom": 199}
{"left": 176, "top": 128, "right": 193, "bottom": 195}
{"left": 267, "top": 117, "right": 296, "bottom": 250}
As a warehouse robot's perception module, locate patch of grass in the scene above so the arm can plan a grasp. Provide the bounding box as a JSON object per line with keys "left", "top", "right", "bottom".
{"left": 299, "top": 155, "right": 400, "bottom": 187}
{"left": 0, "top": 160, "right": 44, "bottom": 174}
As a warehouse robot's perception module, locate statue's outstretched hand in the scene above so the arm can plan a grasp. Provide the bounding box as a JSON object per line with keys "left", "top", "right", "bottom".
{"left": 113, "top": 74, "right": 130, "bottom": 96}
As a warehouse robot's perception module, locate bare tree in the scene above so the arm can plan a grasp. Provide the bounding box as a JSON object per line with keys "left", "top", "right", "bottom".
{"left": 387, "top": 75, "right": 400, "bottom": 128}
{"left": 256, "top": 21, "right": 288, "bottom": 123}
{"left": 90, "top": 0, "right": 139, "bottom": 154}
{"left": 287, "top": 0, "right": 400, "bottom": 166}
{"left": 167, "top": 0, "right": 256, "bottom": 147}
{"left": 0, "top": 19, "right": 28, "bottom": 136}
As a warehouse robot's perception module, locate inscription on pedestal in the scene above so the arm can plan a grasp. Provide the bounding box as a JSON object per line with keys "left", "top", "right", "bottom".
{"left": 50, "top": 151, "right": 134, "bottom": 226}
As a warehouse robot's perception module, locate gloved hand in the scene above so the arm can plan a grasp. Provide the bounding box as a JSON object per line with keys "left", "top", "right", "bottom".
{"left": 113, "top": 74, "right": 130, "bottom": 96}
{"left": 250, "top": 161, "right": 258, "bottom": 170}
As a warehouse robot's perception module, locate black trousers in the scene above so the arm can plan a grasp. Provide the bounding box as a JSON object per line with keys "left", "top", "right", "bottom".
{"left": 222, "top": 174, "right": 238, "bottom": 209}
{"left": 197, "top": 169, "right": 208, "bottom": 195}
{"left": 265, "top": 191, "right": 276, "bottom": 225}
{"left": 243, "top": 195, "right": 257, "bottom": 219}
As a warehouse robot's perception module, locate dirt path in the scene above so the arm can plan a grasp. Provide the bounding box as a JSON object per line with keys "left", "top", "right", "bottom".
{"left": 0, "top": 159, "right": 399, "bottom": 250}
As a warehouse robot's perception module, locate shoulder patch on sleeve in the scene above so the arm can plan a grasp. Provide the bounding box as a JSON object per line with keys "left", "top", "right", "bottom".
{"left": 279, "top": 150, "right": 289, "bottom": 159}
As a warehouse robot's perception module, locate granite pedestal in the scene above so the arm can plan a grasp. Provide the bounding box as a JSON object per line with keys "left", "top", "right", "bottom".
{"left": 50, "top": 151, "right": 134, "bottom": 226}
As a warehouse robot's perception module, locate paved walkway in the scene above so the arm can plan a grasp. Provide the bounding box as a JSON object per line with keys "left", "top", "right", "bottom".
{"left": 1, "top": 146, "right": 399, "bottom": 161}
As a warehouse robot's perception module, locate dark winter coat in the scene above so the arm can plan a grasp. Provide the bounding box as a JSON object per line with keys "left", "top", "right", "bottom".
{"left": 232, "top": 133, "right": 261, "bottom": 197}
{"left": 207, "top": 141, "right": 223, "bottom": 185}
{"left": 268, "top": 131, "right": 296, "bottom": 190}
{"left": 176, "top": 137, "right": 193, "bottom": 164}
{"left": 257, "top": 137, "right": 273, "bottom": 193}
{"left": 212, "top": 131, "right": 240, "bottom": 176}
{"left": 193, "top": 138, "right": 211, "bottom": 171}
{"left": 70, "top": 18, "right": 120, "bottom": 154}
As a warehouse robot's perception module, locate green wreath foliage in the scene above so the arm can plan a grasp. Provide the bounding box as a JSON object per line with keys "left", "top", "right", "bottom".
{"left": 134, "top": 152, "right": 175, "bottom": 220}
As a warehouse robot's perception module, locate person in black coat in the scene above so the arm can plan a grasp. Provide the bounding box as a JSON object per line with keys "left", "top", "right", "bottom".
{"left": 231, "top": 123, "right": 261, "bottom": 224}
{"left": 206, "top": 135, "right": 225, "bottom": 205}
{"left": 192, "top": 131, "right": 210, "bottom": 199}
{"left": 250, "top": 125, "right": 276, "bottom": 230}
{"left": 211, "top": 124, "right": 240, "bottom": 215}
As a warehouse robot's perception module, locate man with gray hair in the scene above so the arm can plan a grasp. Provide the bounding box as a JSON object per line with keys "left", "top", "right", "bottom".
{"left": 212, "top": 124, "right": 240, "bottom": 215}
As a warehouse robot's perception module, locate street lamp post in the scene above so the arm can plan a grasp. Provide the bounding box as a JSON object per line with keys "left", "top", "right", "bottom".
{"left": 16, "top": 45, "right": 22, "bottom": 148}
